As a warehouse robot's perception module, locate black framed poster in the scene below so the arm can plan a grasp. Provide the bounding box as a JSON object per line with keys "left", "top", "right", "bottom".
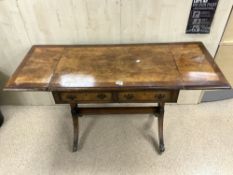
{"left": 186, "top": 0, "right": 219, "bottom": 34}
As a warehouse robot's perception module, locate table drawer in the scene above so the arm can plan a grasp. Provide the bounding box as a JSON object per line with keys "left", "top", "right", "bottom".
{"left": 118, "top": 90, "right": 177, "bottom": 102}
{"left": 53, "top": 92, "right": 112, "bottom": 103}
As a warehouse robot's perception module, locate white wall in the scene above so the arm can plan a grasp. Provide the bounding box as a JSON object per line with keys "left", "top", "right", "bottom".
{"left": 221, "top": 7, "right": 233, "bottom": 45}
{"left": 216, "top": 8, "right": 233, "bottom": 86}
{"left": 0, "top": 0, "right": 232, "bottom": 105}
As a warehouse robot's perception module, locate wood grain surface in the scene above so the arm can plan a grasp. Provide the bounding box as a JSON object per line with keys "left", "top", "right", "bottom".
{"left": 5, "top": 42, "right": 231, "bottom": 91}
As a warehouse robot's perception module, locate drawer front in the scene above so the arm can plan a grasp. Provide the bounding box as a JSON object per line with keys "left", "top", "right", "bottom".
{"left": 53, "top": 92, "right": 112, "bottom": 103}
{"left": 118, "top": 91, "right": 177, "bottom": 102}
{"left": 53, "top": 90, "right": 179, "bottom": 104}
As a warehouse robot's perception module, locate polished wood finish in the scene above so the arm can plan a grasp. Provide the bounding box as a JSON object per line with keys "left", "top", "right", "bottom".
{"left": 53, "top": 90, "right": 179, "bottom": 104}
{"left": 54, "top": 91, "right": 113, "bottom": 103}
{"left": 77, "top": 107, "right": 156, "bottom": 115}
{"left": 6, "top": 47, "right": 65, "bottom": 90}
{"left": 155, "top": 102, "right": 165, "bottom": 153}
{"left": 4, "top": 42, "right": 231, "bottom": 153}
{"left": 70, "top": 103, "right": 80, "bottom": 152}
{"left": 117, "top": 90, "right": 177, "bottom": 102}
{"left": 5, "top": 42, "right": 230, "bottom": 91}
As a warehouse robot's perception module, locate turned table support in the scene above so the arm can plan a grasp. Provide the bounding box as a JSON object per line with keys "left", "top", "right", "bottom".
{"left": 0, "top": 110, "right": 4, "bottom": 127}
{"left": 154, "top": 102, "right": 165, "bottom": 153}
{"left": 69, "top": 101, "right": 166, "bottom": 154}
{"left": 70, "top": 103, "right": 81, "bottom": 152}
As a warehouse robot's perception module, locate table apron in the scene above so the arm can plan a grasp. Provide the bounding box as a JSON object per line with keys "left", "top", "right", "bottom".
{"left": 52, "top": 90, "right": 179, "bottom": 104}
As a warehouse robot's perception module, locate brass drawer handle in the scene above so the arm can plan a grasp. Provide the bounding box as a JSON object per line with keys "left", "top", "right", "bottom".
{"left": 96, "top": 93, "right": 107, "bottom": 100}
{"left": 124, "top": 94, "right": 134, "bottom": 100}
{"left": 155, "top": 94, "right": 166, "bottom": 100}
{"left": 67, "top": 95, "right": 76, "bottom": 100}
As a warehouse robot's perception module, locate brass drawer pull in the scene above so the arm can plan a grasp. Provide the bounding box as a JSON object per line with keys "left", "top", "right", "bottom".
{"left": 124, "top": 94, "right": 134, "bottom": 100}
{"left": 155, "top": 94, "right": 166, "bottom": 100}
{"left": 96, "top": 93, "right": 107, "bottom": 100}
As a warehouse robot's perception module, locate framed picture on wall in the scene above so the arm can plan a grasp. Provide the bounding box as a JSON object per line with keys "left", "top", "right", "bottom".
{"left": 186, "top": 0, "right": 219, "bottom": 34}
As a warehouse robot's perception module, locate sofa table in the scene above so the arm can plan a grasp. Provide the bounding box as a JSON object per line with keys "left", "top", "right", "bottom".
{"left": 5, "top": 42, "right": 230, "bottom": 153}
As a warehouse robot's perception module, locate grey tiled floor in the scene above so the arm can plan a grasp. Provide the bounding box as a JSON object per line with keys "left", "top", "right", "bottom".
{"left": 0, "top": 100, "right": 233, "bottom": 175}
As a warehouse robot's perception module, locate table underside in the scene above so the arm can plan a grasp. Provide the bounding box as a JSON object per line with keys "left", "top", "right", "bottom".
{"left": 52, "top": 89, "right": 179, "bottom": 153}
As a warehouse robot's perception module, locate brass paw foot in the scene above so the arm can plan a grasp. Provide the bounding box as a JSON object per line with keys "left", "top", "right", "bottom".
{"left": 159, "top": 144, "right": 165, "bottom": 153}
{"left": 73, "top": 142, "right": 78, "bottom": 152}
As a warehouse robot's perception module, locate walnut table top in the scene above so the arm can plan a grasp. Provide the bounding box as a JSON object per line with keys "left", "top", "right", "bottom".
{"left": 5, "top": 42, "right": 230, "bottom": 91}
